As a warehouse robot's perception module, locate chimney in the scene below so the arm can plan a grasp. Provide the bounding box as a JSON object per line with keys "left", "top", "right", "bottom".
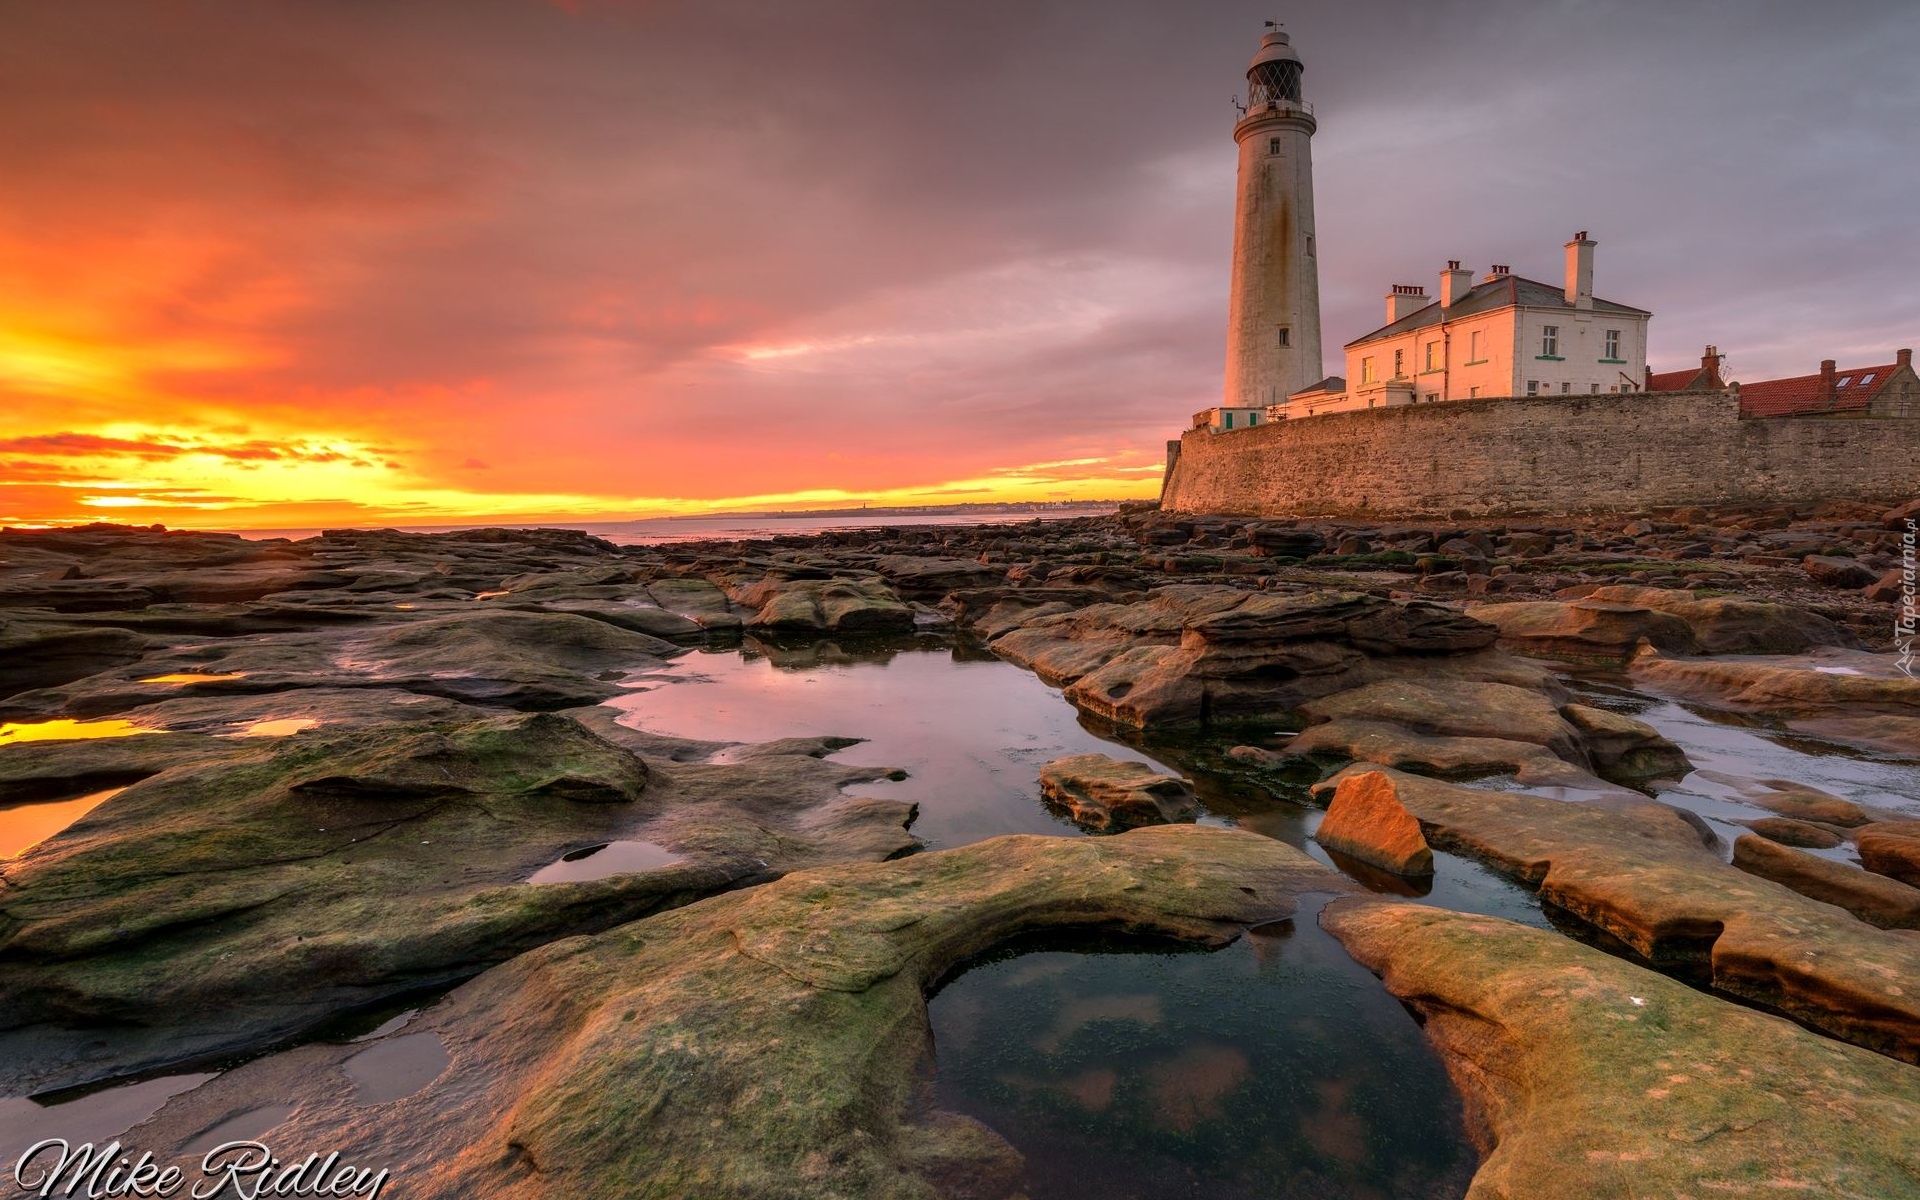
{"left": 1821, "top": 359, "right": 1837, "bottom": 407}
{"left": 1900, "top": 348, "right": 1913, "bottom": 370}
{"left": 1439, "top": 260, "right": 1472, "bottom": 309}
{"left": 1483, "top": 264, "right": 1511, "bottom": 282}
{"left": 1563, "top": 230, "right": 1595, "bottom": 309}
{"left": 1701, "top": 344, "right": 1723, "bottom": 387}
{"left": 1385, "top": 284, "right": 1428, "bottom": 324}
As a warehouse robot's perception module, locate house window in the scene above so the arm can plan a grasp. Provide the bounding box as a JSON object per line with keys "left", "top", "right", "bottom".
{"left": 1248, "top": 411, "right": 1260, "bottom": 425}
{"left": 1469, "top": 330, "right": 1482, "bottom": 360}
{"left": 1541, "top": 326, "right": 1559, "bottom": 356}
{"left": 1527, "top": 380, "right": 1540, "bottom": 396}
{"left": 1223, "top": 412, "right": 1233, "bottom": 429}
{"left": 1604, "top": 329, "right": 1620, "bottom": 359}
{"left": 1561, "top": 382, "right": 1572, "bottom": 394}
{"left": 1276, "top": 326, "right": 1290, "bottom": 348}
{"left": 1269, "top": 137, "right": 1281, "bottom": 154}
{"left": 1393, "top": 349, "right": 1404, "bottom": 377}
{"left": 1424, "top": 393, "right": 1438, "bottom": 403}
{"left": 1361, "top": 356, "right": 1376, "bottom": 384}
{"left": 1591, "top": 384, "right": 1600, "bottom": 394}
{"left": 1469, "top": 386, "right": 1480, "bottom": 398}
{"left": 1425, "top": 341, "right": 1441, "bottom": 370}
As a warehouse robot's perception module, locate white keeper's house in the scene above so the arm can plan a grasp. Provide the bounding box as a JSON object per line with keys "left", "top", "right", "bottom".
{"left": 1273, "top": 232, "right": 1652, "bottom": 419}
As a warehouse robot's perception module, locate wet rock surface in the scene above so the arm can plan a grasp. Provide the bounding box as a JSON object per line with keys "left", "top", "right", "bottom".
{"left": 1035, "top": 753, "right": 1198, "bottom": 832}
{"left": 1324, "top": 899, "right": 1920, "bottom": 1200}
{"left": 129, "top": 826, "right": 1344, "bottom": 1200}
{"left": 1316, "top": 765, "right": 1920, "bottom": 1064}
{"left": 3, "top": 509, "right": 1917, "bottom": 1193}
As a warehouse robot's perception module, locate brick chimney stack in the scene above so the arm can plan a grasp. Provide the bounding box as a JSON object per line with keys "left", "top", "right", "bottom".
{"left": 1564, "top": 231, "right": 1595, "bottom": 309}
{"left": 1900, "top": 348, "right": 1913, "bottom": 369}
{"left": 1385, "top": 284, "right": 1428, "bottom": 324}
{"left": 1439, "top": 261, "right": 1472, "bottom": 309}
{"left": 1821, "top": 359, "right": 1837, "bottom": 407}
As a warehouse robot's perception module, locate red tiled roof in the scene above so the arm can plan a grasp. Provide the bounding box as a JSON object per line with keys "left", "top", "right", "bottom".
{"left": 1739, "top": 363, "right": 1897, "bottom": 418}
{"left": 1647, "top": 368, "right": 1706, "bottom": 392}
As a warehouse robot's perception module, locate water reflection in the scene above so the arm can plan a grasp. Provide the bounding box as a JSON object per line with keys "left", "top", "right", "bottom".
{"left": 527, "top": 839, "right": 682, "bottom": 884}
{"left": 929, "top": 899, "right": 1474, "bottom": 1200}
{"left": 1569, "top": 677, "right": 1920, "bottom": 865}
{"left": 609, "top": 637, "right": 1174, "bottom": 848}
{"left": 0, "top": 718, "right": 154, "bottom": 744}
{"left": 1, "top": 787, "right": 124, "bottom": 858}
{"left": 0, "top": 1073, "right": 215, "bottom": 1149}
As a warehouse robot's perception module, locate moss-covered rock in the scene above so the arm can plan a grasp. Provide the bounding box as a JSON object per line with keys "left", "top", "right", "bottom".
{"left": 130, "top": 825, "right": 1347, "bottom": 1200}
{"left": 1317, "top": 765, "right": 1920, "bottom": 1064}
{"left": 0, "top": 711, "right": 919, "bottom": 1094}
{"left": 1324, "top": 898, "right": 1920, "bottom": 1199}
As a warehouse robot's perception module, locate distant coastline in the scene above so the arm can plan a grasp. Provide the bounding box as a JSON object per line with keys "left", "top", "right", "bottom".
{"left": 202, "top": 500, "right": 1124, "bottom": 544}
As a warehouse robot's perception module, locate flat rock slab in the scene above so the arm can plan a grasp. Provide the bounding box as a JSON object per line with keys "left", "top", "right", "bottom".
{"left": 130, "top": 826, "right": 1352, "bottom": 1200}
{"left": 1321, "top": 766, "right": 1920, "bottom": 1064}
{"left": 991, "top": 585, "right": 1554, "bottom": 730}
{"left": 1733, "top": 834, "right": 1920, "bottom": 930}
{"left": 1324, "top": 898, "right": 1920, "bottom": 1199}
{"left": 0, "top": 713, "right": 919, "bottom": 1094}
{"left": 1036, "top": 752, "right": 1197, "bottom": 832}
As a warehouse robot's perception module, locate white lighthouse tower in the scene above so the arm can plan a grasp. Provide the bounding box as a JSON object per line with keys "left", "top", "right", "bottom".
{"left": 1222, "top": 24, "right": 1323, "bottom": 409}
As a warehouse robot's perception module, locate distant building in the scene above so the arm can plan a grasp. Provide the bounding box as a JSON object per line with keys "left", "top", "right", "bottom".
{"left": 1269, "top": 233, "right": 1651, "bottom": 418}
{"left": 1646, "top": 346, "right": 1727, "bottom": 393}
{"left": 1191, "top": 406, "right": 1270, "bottom": 432}
{"left": 1736, "top": 349, "right": 1918, "bottom": 418}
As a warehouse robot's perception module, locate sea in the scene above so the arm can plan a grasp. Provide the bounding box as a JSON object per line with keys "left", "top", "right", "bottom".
{"left": 224, "top": 504, "right": 1120, "bottom": 546}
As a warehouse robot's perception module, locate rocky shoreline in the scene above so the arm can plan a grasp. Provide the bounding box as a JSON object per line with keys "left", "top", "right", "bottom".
{"left": 3, "top": 501, "right": 1919, "bottom": 1197}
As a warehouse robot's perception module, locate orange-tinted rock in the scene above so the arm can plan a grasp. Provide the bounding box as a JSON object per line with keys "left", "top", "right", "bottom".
{"left": 1733, "top": 834, "right": 1920, "bottom": 930}
{"left": 1736, "top": 816, "right": 1846, "bottom": 849}
{"left": 1317, "top": 765, "right": 1920, "bottom": 1064}
{"left": 1323, "top": 899, "right": 1920, "bottom": 1200}
{"left": 1316, "top": 771, "right": 1434, "bottom": 876}
{"left": 1037, "top": 753, "right": 1197, "bottom": 833}
{"left": 1860, "top": 831, "right": 1920, "bottom": 888}
{"left": 1467, "top": 599, "right": 1700, "bottom": 661}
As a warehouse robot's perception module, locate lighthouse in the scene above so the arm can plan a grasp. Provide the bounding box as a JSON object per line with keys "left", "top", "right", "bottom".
{"left": 1222, "top": 25, "right": 1323, "bottom": 409}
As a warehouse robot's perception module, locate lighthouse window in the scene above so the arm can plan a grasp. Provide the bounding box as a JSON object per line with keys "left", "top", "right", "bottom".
{"left": 1269, "top": 137, "right": 1280, "bottom": 154}
{"left": 1276, "top": 326, "right": 1290, "bottom": 348}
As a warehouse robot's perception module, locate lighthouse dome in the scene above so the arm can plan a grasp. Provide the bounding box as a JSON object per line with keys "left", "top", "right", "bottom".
{"left": 1246, "top": 28, "right": 1304, "bottom": 106}
{"left": 1248, "top": 29, "right": 1302, "bottom": 70}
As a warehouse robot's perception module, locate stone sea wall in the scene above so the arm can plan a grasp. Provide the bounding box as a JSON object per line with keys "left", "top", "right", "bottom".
{"left": 1161, "top": 390, "right": 1920, "bottom": 516}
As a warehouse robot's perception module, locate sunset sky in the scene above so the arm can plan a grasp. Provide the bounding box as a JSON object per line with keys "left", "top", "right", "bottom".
{"left": 2, "top": 0, "right": 1915, "bottom": 530}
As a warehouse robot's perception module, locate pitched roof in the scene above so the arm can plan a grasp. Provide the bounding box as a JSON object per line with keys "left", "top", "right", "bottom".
{"left": 1345, "top": 275, "right": 1651, "bottom": 348}
{"left": 1738, "top": 362, "right": 1900, "bottom": 418}
{"left": 1647, "top": 367, "right": 1708, "bottom": 392}
{"left": 1287, "top": 375, "right": 1346, "bottom": 399}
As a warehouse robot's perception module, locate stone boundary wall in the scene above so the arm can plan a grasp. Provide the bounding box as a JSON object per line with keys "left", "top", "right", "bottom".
{"left": 1160, "top": 390, "right": 1920, "bottom": 517}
